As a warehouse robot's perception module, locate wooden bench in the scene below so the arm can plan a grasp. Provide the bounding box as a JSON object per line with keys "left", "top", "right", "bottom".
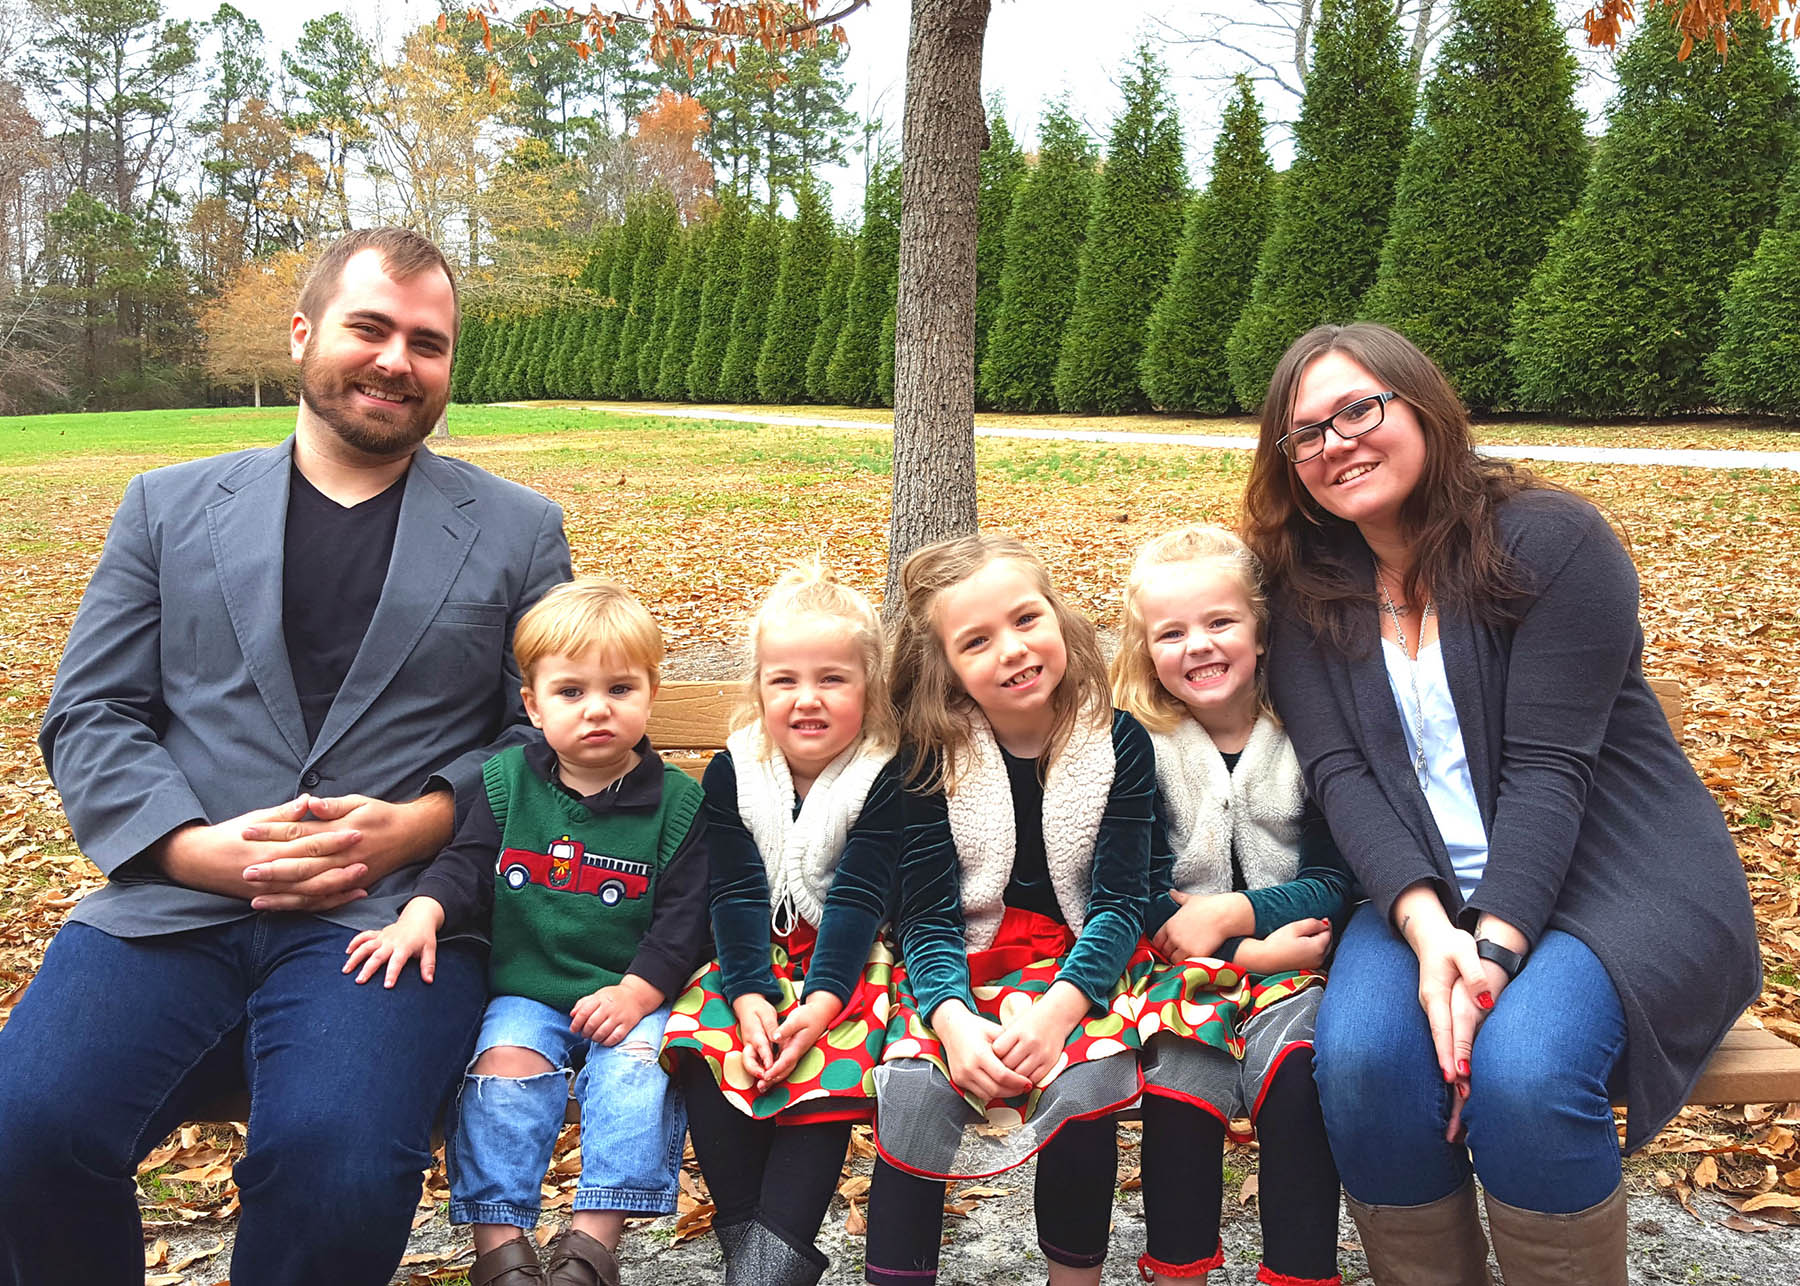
{"left": 188, "top": 677, "right": 1800, "bottom": 1125}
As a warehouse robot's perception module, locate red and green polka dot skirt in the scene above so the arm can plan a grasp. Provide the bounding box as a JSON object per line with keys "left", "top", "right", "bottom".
{"left": 660, "top": 929, "right": 895, "bottom": 1121}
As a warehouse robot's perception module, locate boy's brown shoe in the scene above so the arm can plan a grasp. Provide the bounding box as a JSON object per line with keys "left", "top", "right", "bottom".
{"left": 543, "top": 1228, "right": 621, "bottom": 1286}
{"left": 470, "top": 1236, "right": 546, "bottom": 1286}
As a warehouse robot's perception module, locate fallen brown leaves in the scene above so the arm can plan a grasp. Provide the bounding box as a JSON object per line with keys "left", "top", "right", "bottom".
{"left": 0, "top": 418, "right": 1795, "bottom": 1253}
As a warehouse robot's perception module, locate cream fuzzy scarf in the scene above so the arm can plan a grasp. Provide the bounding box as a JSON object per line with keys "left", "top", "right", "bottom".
{"left": 944, "top": 708, "right": 1116, "bottom": 951}
{"left": 1150, "top": 713, "right": 1304, "bottom": 895}
{"left": 727, "top": 722, "right": 894, "bottom": 936}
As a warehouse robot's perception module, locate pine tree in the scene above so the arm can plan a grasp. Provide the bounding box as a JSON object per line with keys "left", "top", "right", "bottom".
{"left": 522, "top": 309, "right": 556, "bottom": 400}
{"left": 827, "top": 160, "right": 902, "bottom": 407}
{"left": 718, "top": 210, "right": 784, "bottom": 402}
{"left": 757, "top": 179, "right": 835, "bottom": 403}
{"left": 1053, "top": 46, "right": 1188, "bottom": 414}
{"left": 492, "top": 315, "right": 527, "bottom": 401}
{"left": 1362, "top": 0, "right": 1586, "bottom": 411}
{"left": 1510, "top": 14, "right": 1797, "bottom": 414}
{"left": 639, "top": 231, "right": 689, "bottom": 397}
{"left": 878, "top": 301, "right": 896, "bottom": 408}
{"left": 589, "top": 205, "right": 648, "bottom": 399}
{"left": 613, "top": 190, "right": 679, "bottom": 399}
{"left": 805, "top": 234, "right": 854, "bottom": 402}
{"left": 975, "top": 102, "right": 1027, "bottom": 387}
{"left": 1141, "top": 77, "right": 1274, "bottom": 414}
{"left": 980, "top": 104, "right": 1098, "bottom": 413}
{"left": 1226, "top": 0, "right": 1415, "bottom": 410}
{"left": 1710, "top": 165, "right": 1800, "bottom": 414}
{"left": 687, "top": 196, "right": 749, "bottom": 401}
{"left": 451, "top": 312, "right": 485, "bottom": 402}
{"left": 568, "top": 231, "right": 620, "bottom": 399}
{"left": 656, "top": 221, "right": 713, "bottom": 401}
{"left": 461, "top": 313, "right": 494, "bottom": 403}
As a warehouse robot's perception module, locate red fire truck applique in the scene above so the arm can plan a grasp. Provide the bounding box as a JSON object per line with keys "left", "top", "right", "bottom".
{"left": 497, "top": 836, "right": 652, "bottom": 906}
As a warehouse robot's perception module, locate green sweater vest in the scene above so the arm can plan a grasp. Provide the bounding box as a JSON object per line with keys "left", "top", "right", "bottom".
{"left": 483, "top": 745, "right": 704, "bottom": 1012}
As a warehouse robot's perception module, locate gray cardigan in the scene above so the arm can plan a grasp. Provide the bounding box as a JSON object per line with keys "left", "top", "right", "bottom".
{"left": 1267, "top": 488, "right": 1759, "bottom": 1152}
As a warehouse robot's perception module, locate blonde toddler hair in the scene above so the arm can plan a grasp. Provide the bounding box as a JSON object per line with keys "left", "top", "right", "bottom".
{"left": 889, "top": 534, "right": 1110, "bottom": 792}
{"left": 1110, "top": 525, "right": 1272, "bottom": 735}
{"left": 513, "top": 577, "right": 663, "bottom": 687}
{"left": 738, "top": 561, "right": 897, "bottom": 754}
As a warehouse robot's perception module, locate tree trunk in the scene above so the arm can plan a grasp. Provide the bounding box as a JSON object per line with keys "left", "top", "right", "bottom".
{"left": 432, "top": 409, "right": 450, "bottom": 439}
{"left": 884, "top": 0, "right": 991, "bottom": 613}
{"left": 253, "top": 375, "right": 261, "bottom": 408}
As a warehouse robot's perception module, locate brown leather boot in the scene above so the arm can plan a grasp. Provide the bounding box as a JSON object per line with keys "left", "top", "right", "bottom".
{"left": 1344, "top": 1179, "right": 1494, "bottom": 1286}
{"left": 1483, "top": 1183, "right": 1626, "bottom": 1286}
{"left": 542, "top": 1227, "right": 621, "bottom": 1286}
{"left": 470, "top": 1236, "right": 546, "bottom": 1286}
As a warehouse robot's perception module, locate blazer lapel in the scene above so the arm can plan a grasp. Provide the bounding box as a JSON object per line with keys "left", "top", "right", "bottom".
{"left": 207, "top": 441, "right": 309, "bottom": 763}
{"left": 307, "top": 447, "right": 478, "bottom": 763}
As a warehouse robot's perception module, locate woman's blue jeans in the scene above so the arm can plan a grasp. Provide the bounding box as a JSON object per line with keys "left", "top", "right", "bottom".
{"left": 1314, "top": 902, "right": 1626, "bottom": 1214}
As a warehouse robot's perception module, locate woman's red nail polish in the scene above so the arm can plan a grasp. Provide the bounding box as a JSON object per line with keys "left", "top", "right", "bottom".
{"left": 1458, "top": 1082, "right": 1469, "bottom": 1098}
{"left": 1458, "top": 1059, "right": 1470, "bottom": 1078}
{"left": 1477, "top": 992, "right": 1494, "bottom": 1010}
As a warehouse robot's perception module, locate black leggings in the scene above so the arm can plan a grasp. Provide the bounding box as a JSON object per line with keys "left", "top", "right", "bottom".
{"left": 1139, "top": 1051, "right": 1340, "bottom": 1279}
{"left": 677, "top": 1056, "right": 853, "bottom": 1247}
{"left": 864, "top": 1115, "right": 1118, "bottom": 1284}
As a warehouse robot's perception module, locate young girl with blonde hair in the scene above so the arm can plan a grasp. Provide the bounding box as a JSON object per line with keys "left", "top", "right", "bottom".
{"left": 660, "top": 563, "right": 903, "bottom": 1286}
{"left": 864, "top": 534, "right": 1153, "bottom": 1286}
{"left": 1112, "top": 524, "right": 1350, "bottom": 1285}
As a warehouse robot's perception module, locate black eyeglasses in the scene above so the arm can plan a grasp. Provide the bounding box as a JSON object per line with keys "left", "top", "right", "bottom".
{"left": 1276, "top": 391, "right": 1398, "bottom": 463}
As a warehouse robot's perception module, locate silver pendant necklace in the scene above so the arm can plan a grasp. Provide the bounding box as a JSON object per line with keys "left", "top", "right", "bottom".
{"left": 1378, "top": 576, "right": 1434, "bottom": 790}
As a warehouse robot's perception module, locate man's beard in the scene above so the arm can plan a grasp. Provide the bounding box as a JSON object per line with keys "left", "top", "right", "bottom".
{"left": 298, "top": 339, "right": 445, "bottom": 458}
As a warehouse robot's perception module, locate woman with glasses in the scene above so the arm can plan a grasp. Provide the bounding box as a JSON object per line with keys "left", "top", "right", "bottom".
{"left": 1241, "top": 322, "right": 1757, "bottom": 1286}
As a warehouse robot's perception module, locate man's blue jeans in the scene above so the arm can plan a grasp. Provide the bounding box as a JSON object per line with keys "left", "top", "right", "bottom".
{"left": 1314, "top": 902, "right": 1626, "bottom": 1214}
{"left": 0, "top": 916, "right": 485, "bottom": 1286}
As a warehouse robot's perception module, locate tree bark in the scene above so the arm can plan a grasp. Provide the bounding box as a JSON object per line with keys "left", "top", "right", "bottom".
{"left": 884, "top": 0, "right": 991, "bottom": 613}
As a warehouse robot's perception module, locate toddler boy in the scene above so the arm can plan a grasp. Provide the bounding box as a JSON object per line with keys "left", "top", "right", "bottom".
{"left": 345, "top": 577, "right": 709, "bottom": 1286}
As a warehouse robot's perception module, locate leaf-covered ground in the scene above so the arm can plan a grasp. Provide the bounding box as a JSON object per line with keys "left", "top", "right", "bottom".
{"left": 0, "top": 407, "right": 1795, "bottom": 1280}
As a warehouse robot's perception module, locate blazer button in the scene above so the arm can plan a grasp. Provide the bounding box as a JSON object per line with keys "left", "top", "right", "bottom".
{"left": 301, "top": 770, "right": 321, "bottom": 788}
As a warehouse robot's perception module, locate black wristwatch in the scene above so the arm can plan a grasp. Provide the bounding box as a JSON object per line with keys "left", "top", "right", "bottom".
{"left": 1475, "top": 937, "right": 1525, "bottom": 980}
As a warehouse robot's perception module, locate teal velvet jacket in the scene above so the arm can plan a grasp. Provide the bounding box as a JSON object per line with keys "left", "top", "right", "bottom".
{"left": 894, "top": 710, "right": 1154, "bottom": 1024}
{"left": 701, "top": 749, "right": 904, "bottom": 1006}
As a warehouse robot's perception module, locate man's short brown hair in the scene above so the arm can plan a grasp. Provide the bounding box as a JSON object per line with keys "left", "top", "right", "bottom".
{"left": 296, "top": 228, "right": 460, "bottom": 338}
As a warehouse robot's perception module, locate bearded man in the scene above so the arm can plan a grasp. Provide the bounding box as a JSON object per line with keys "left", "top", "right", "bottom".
{"left": 0, "top": 228, "right": 571, "bottom": 1285}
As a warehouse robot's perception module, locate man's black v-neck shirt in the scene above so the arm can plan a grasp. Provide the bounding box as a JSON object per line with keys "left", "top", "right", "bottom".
{"left": 283, "top": 465, "right": 407, "bottom": 747}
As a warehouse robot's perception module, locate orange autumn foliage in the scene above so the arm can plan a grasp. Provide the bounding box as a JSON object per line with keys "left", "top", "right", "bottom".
{"left": 632, "top": 90, "right": 716, "bottom": 222}
{"left": 1585, "top": 0, "right": 1800, "bottom": 58}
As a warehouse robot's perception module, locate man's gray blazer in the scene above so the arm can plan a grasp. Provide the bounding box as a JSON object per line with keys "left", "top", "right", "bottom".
{"left": 39, "top": 438, "right": 571, "bottom": 938}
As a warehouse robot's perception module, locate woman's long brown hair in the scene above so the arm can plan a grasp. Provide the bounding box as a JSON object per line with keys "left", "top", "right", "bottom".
{"left": 1241, "top": 323, "right": 1552, "bottom": 653}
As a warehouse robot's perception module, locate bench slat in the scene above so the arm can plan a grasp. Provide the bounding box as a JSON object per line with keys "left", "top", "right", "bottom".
{"left": 647, "top": 681, "right": 738, "bottom": 751}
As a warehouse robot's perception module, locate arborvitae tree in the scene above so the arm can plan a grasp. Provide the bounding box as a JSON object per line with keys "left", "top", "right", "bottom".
{"left": 1227, "top": 0, "right": 1415, "bottom": 409}
{"left": 1141, "top": 77, "right": 1274, "bottom": 413}
{"left": 878, "top": 300, "right": 896, "bottom": 407}
{"left": 522, "top": 309, "right": 557, "bottom": 400}
{"left": 1710, "top": 164, "right": 1800, "bottom": 414}
{"left": 639, "top": 232, "right": 689, "bottom": 396}
{"left": 589, "top": 205, "right": 648, "bottom": 399}
{"left": 718, "top": 210, "right": 784, "bottom": 402}
{"left": 613, "top": 190, "right": 679, "bottom": 399}
{"left": 757, "top": 179, "right": 835, "bottom": 403}
{"left": 1362, "top": 0, "right": 1586, "bottom": 411}
{"left": 981, "top": 104, "right": 1098, "bottom": 412}
{"left": 451, "top": 311, "right": 486, "bottom": 402}
{"left": 569, "top": 231, "right": 620, "bottom": 398}
{"left": 805, "top": 234, "right": 854, "bottom": 402}
{"left": 827, "top": 160, "right": 902, "bottom": 407}
{"left": 975, "top": 102, "right": 1027, "bottom": 385}
{"left": 1053, "top": 46, "right": 1188, "bottom": 414}
{"left": 546, "top": 298, "right": 590, "bottom": 399}
{"left": 490, "top": 315, "right": 526, "bottom": 401}
{"left": 656, "top": 221, "right": 713, "bottom": 400}
{"left": 1510, "top": 14, "right": 1796, "bottom": 415}
{"left": 687, "top": 195, "right": 749, "bottom": 401}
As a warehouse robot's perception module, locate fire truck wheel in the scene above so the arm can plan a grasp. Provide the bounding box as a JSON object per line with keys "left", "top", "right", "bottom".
{"left": 599, "top": 881, "right": 624, "bottom": 906}
{"left": 504, "top": 865, "right": 530, "bottom": 891}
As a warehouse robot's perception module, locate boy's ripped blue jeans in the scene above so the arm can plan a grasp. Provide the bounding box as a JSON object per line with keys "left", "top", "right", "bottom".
{"left": 446, "top": 994, "right": 686, "bottom": 1228}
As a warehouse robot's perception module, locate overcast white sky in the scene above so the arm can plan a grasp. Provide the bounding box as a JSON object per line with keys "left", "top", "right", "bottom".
{"left": 170, "top": 0, "right": 1625, "bottom": 222}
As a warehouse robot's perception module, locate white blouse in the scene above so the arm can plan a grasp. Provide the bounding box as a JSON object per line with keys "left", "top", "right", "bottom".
{"left": 1381, "top": 638, "right": 1489, "bottom": 898}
